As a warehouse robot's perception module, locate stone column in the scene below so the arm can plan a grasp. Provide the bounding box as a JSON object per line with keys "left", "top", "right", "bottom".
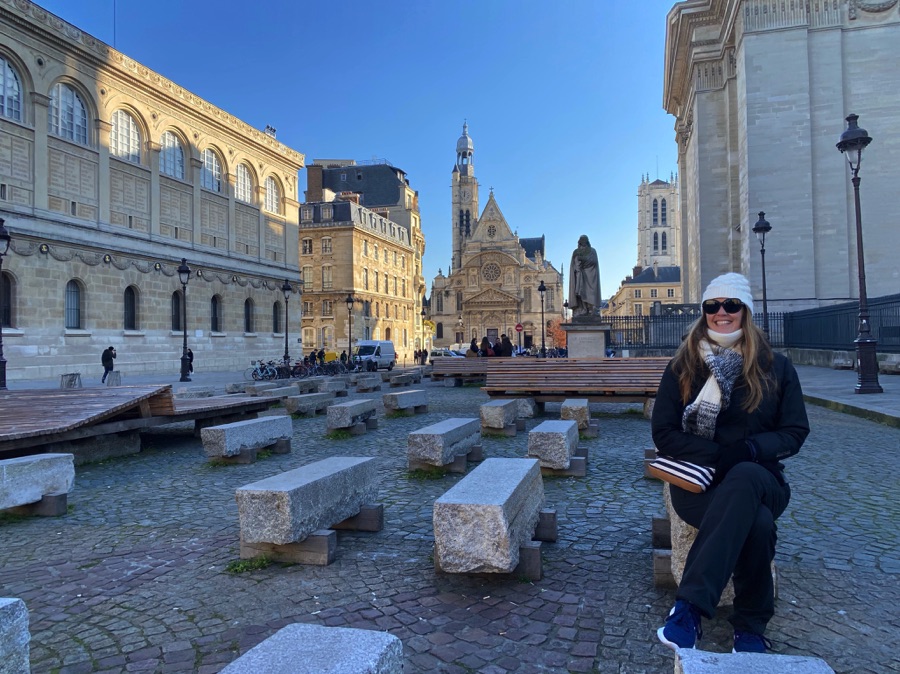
{"left": 95, "top": 118, "right": 111, "bottom": 224}
{"left": 30, "top": 92, "right": 51, "bottom": 211}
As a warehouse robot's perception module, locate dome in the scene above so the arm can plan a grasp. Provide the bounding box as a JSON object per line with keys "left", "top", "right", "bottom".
{"left": 456, "top": 122, "right": 474, "bottom": 153}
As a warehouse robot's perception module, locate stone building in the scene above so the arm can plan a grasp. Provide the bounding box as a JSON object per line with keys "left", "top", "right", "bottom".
{"left": 664, "top": 0, "right": 899, "bottom": 309}
{"left": 0, "top": 0, "right": 305, "bottom": 381}
{"left": 304, "top": 160, "right": 426, "bottom": 362}
{"left": 429, "top": 124, "right": 564, "bottom": 352}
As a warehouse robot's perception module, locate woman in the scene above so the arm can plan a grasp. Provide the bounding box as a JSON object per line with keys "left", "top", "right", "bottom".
{"left": 466, "top": 339, "right": 479, "bottom": 358}
{"left": 653, "top": 273, "right": 809, "bottom": 654}
{"left": 478, "top": 337, "right": 494, "bottom": 357}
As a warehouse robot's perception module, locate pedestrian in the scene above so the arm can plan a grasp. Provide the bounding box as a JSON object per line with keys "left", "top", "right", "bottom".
{"left": 478, "top": 337, "right": 494, "bottom": 357}
{"left": 466, "top": 339, "right": 478, "bottom": 358}
{"left": 652, "top": 273, "right": 809, "bottom": 654}
{"left": 100, "top": 345, "right": 116, "bottom": 383}
{"left": 501, "top": 334, "right": 514, "bottom": 357}
{"left": 187, "top": 348, "right": 194, "bottom": 373}
{"left": 340, "top": 350, "right": 347, "bottom": 365}
{"left": 317, "top": 348, "right": 326, "bottom": 365}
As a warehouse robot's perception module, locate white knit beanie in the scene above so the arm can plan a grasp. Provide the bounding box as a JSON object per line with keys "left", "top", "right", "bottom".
{"left": 702, "top": 273, "right": 753, "bottom": 314}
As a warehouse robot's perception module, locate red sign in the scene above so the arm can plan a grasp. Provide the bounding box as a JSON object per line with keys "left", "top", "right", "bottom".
{"left": 515, "top": 323, "right": 523, "bottom": 333}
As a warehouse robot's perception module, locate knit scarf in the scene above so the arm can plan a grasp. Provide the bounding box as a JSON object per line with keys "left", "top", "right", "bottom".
{"left": 681, "top": 333, "right": 744, "bottom": 439}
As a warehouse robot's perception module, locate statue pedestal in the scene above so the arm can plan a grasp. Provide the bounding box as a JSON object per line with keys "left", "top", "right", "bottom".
{"left": 561, "top": 319, "right": 610, "bottom": 358}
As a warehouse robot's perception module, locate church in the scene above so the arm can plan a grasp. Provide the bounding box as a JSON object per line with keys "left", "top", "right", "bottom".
{"left": 428, "top": 124, "right": 563, "bottom": 352}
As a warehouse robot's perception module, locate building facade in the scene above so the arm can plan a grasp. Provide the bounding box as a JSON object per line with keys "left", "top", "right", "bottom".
{"left": 304, "top": 160, "right": 426, "bottom": 362}
{"left": 664, "top": 0, "right": 899, "bottom": 309}
{"left": 429, "top": 124, "right": 564, "bottom": 351}
{"left": 0, "top": 0, "right": 305, "bottom": 381}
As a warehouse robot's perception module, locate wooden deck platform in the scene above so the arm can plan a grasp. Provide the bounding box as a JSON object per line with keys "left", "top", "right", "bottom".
{"left": 0, "top": 386, "right": 277, "bottom": 457}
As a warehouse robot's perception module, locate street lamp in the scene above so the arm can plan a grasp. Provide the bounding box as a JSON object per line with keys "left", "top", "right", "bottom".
{"left": 177, "top": 258, "right": 191, "bottom": 382}
{"left": 837, "top": 113, "right": 882, "bottom": 394}
{"left": 563, "top": 299, "right": 569, "bottom": 322}
{"left": 0, "top": 218, "right": 11, "bottom": 390}
{"left": 281, "top": 279, "right": 292, "bottom": 366}
{"left": 752, "top": 211, "right": 772, "bottom": 337}
{"left": 537, "top": 279, "right": 547, "bottom": 357}
{"left": 420, "top": 306, "right": 427, "bottom": 353}
{"left": 346, "top": 293, "right": 355, "bottom": 355}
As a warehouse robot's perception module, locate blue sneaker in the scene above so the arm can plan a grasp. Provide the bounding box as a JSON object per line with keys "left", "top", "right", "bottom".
{"left": 657, "top": 600, "right": 702, "bottom": 650}
{"left": 733, "top": 630, "right": 772, "bottom": 653}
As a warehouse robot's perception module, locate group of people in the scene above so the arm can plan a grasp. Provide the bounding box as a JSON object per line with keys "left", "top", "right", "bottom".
{"left": 413, "top": 349, "right": 429, "bottom": 365}
{"left": 466, "top": 334, "right": 515, "bottom": 357}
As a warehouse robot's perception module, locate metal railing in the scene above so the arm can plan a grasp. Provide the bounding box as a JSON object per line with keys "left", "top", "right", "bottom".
{"left": 783, "top": 294, "right": 900, "bottom": 353}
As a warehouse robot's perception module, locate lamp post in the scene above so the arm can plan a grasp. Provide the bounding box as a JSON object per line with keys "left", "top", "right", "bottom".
{"left": 421, "top": 307, "right": 427, "bottom": 353}
{"left": 0, "top": 218, "right": 11, "bottom": 390}
{"left": 837, "top": 113, "right": 882, "bottom": 394}
{"left": 457, "top": 314, "right": 464, "bottom": 346}
{"left": 752, "top": 211, "right": 772, "bottom": 337}
{"left": 281, "top": 279, "right": 292, "bottom": 366}
{"left": 563, "top": 299, "right": 569, "bottom": 322}
{"left": 537, "top": 280, "right": 547, "bottom": 357}
{"left": 177, "top": 258, "right": 191, "bottom": 382}
{"left": 346, "top": 294, "right": 355, "bottom": 356}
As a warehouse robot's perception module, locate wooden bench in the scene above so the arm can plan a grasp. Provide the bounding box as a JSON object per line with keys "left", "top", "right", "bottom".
{"left": 235, "top": 457, "right": 382, "bottom": 565}
{"left": 408, "top": 418, "right": 482, "bottom": 473}
{"left": 383, "top": 389, "right": 428, "bottom": 415}
{"left": 219, "top": 624, "right": 403, "bottom": 674}
{"left": 433, "top": 458, "right": 556, "bottom": 580}
{"left": 326, "top": 399, "right": 378, "bottom": 434}
{"left": 527, "top": 420, "right": 587, "bottom": 477}
{"left": 0, "top": 453, "right": 75, "bottom": 516}
{"left": 200, "top": 416, "right": 292, "bottom": 463}
{"left": 482, "top": 357, "right": 670, "bottom": 409}
{"left": 430, "top": 358, "right": 489, "bottom": 386}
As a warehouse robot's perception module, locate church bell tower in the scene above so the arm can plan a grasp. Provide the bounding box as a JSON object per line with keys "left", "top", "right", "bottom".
{"left": 451, "top": 122, "right": 478, "bottom": 271}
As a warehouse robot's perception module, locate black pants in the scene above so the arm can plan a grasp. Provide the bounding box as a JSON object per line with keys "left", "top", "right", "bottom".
{"left": 102, "top": 365, "right": 113, "bottom": 382}
{"left": 671, "top": 462, "right": 790, "bottom": 634}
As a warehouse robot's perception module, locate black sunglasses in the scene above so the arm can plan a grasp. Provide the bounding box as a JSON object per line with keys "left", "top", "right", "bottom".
{"left": 702, "top": 298, "right": 744, "bottom": 315}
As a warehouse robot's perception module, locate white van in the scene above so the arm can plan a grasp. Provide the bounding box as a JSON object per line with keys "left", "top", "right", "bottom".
{"left": 352, "top": 340, "right": 396, "bottom": 371}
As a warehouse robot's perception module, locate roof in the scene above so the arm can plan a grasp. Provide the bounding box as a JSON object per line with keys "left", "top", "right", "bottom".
{"left": 520, "top": 236, "right": 544, "bottom": 261}
{"left": 625, "top": 266, "right": 681, "bottom": 284}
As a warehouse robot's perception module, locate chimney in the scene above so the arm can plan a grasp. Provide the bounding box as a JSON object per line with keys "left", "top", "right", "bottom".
{"left": 306, "top": 165, "right": 323, "bottom": 202}
{"left": 633, "top": 265, "right": 642, "bottom": 278}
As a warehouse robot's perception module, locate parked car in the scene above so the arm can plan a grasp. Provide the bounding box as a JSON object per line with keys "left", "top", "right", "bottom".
{"left": 429, "top": 349, "right": 464, "bottom": 365}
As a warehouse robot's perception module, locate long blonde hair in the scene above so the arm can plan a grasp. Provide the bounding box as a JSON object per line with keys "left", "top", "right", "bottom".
{"left": 671, "top": 308, "right": 774, "bottom": 412}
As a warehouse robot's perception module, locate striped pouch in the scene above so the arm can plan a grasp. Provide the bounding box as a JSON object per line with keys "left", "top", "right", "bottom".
{"left": 647, "top": 456, "right": 715, "bottom": 493}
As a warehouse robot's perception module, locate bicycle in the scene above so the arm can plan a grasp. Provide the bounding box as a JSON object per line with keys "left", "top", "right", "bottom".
{"left": 243, "top": 359, "right": 278, "bottom": 381}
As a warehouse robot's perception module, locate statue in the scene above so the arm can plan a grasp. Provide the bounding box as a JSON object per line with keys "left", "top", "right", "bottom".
{"left": 568, "top": 234, "right": 601, "bottom": 317}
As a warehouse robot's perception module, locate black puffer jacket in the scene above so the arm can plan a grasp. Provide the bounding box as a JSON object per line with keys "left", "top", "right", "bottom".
{"left": 651, "top": 352, "right": 810, "bottom": 478}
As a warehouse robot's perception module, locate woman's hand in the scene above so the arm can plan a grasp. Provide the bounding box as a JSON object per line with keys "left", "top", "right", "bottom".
{"left": 712, "top": 440, "right": 757, "bottom": 485}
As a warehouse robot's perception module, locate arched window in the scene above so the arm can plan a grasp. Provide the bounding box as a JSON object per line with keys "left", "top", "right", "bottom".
{"left": 236, "top": 164, "right": 252, "bottom": 203}
{"left": 0, "top": 271, "right": 13, "bottom": 327}
{"left": 244, "top": 298, "right": 255, "bottom": 333}
{"left": 653, "top": 232, "right": 659, "bottom": 252}
{"left": 436, "top": 294, "right": 443, "bottom": 313}
{"left": 661, "top": 198, "right": 667, "bottom": 225}
{"left": 65, "top": 280, "right": 82, "bottom": 329}
{"left": 110, "top": 110, "right": 141, "bottom": 163}
{"left": 49, "top": 83, "right": 88, "bottom": 144}
{"left": 385, "top": 327, "right": 391, "bottom": 341}
{"left": 171, "top": 291, "right": 182, "bottom": 331}
{"left": 272, "top": 302, "right": 281, "bottom": 333}
{"left": 652, "top": 199, "right": 659, "bottom": 226}
{"left": 123, "top": 285, "right": 138, "bottom": 330}
{"left": 0, "top": 56, "right": 22, "bottom": 121}
{"left": 264, "top": 176, "right": 280, "bottom": 213}
{"left": 210, "top": 295, "right": 222, "bottom": 332}
{"left": 662, "top": 232, "right": 668, "bottom": 252}
{"left": 159, "top": 131, "right": 184, "bottom": 179}
{"left": 201, "top": 149, "right": 222, "bottom": 192}
{"left": 436, "top": 322, "right": 444, "bottom": 339}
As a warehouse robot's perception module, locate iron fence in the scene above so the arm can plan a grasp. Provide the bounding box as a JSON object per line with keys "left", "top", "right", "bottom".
{"left": 606, "top": 313, "right": 784, "bottom": 354}
{"left": 783, "top": 294, "right": 900, "bottom": 353}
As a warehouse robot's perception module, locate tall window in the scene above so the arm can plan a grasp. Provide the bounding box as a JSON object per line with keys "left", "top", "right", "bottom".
{"left": 436, "top": 323, "right": 444, "bottom": 339}
{"left": 171, "top": 291, "right": 182, "bottom": 331}
{"left": 321, "top": 237, "right": 332, "bottom": 254}
{"left": 0, "top": 271, "right": 13, "bottom": 327}
{"left": 159, "top": 131, "right": 184, "bottom": 179}
{"left": 210, "top": 295, "right": 222, "bottom": 332}
{"left": 374, "top": 271, "right": 379, "bottom": 293}
{"left": 236, "top": 164, "right": 252, "bottom": 202}
{"left": 0, "top": 56, "right": 22, "bottom": 121}
{"left": 653, "top": 232, "right": 659, "bottom": 252}
{"left": 302, "top": 300, "right": 313, "bottom": 316}
{"left": 661, "top": 198, "right": 667, "bottom": 225}
{"left": 634, "top": 289, "right": 642, "bottom": 299}
{"left": 363, "top": 268, "right": 369, "bottom": 290}
{"left": 110, "top": 110, "right": 141, "bottom": 163}
{"left": 123, "top": 286, "right": 138, "bottom": 330}
{"left": 302, "top": 238, "right": 313, "bottom": 255}
{"left": 436, "top": 294, "right": 443, "bottom": 313}
{"left": 456, "top": 291, "right": 462, "bottom": 312}
{"left": 363, "top": 240, "right": 368, "bottom": 256}
{"left": 244, "top": 298, "right": 255, "bottom": 333}
{"left": 272, "top": 302, "right": 281, "bottom": 333}
{"left": 49, "top": 83, "right": 88, "bottom": 144}
{"left": 322, "top": 300, "right": 333, "bottom": 317}
{"left": 201, "top": 149, "right": 222, "bottom": 192}
{"left": 652, "top": 199, "right": 659, "bottom": 226}
{"left": 650, "top": 289, "right": 658, "bottom": 298}
{"left": 64, "top": 280, "right": 81, "bottom": 329}
{"left": 302, "top": 265, "right": 313, "bottom": 290}
{"left": 322, "top": 266, "right": 333, "bottom": 290}
{"left": 264, "top": 176, "right": 280, "bottom": 213}
{"left": 661, "top": 232, "right": 668, "bottom": 252}
{"left": 384, "top": 275, "right": 389, "bottom": 294}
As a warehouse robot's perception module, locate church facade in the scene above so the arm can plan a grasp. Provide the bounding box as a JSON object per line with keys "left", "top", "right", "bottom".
{"left": 428, "top": 124, "right": 563, "bottom": 351}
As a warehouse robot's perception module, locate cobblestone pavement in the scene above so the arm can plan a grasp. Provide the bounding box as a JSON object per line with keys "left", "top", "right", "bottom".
{"left": 1, "top": 378, "right": 898, "bottom": 673}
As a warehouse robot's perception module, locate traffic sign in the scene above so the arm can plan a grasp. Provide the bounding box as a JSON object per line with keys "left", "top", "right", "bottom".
{"left": 515, "top": 323, "right": 523, "bottom": 333}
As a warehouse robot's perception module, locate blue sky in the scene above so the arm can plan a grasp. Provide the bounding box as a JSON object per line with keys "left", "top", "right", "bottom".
{"left": 37, "top": 0, "right": 679, "bottom": 298}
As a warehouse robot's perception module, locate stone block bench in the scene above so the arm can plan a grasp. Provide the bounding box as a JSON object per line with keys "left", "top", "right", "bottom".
{"left": 327, "top": 399, "right": 378, "bottom": 435}
{"left": 244, "top": 381, "right": 282, "bottom": 396}
{"left": 285, "top": 392, "right": 334, "bottom": 417}
{"left": 296, "top": 376, "right": 326, "bottom": 393}
{"left": 225, "top": 381, "right": 248, "bottom": 394}
{"left": 879, "top": 354, "right": 900, "bottom": 375}
{"left": 200, "top": 416, "right": 293, "bottom": 464}
{"left": 0, "top": 454, "right": 75, "bottom": 517}
{"left": 220, "top": 623, "right": 403, "bottom": 674}
{"left": 433, "top": 457, "right": 556, "bottom": 581}
{"left": 383, "top": 389, "right": 428, "bottom": 415}
{"left": 356, "top": 374, "right": 382, "bottom": 393}
{"left": 408, "top": 418, "right": 481, "bottom": 473}
{"left": 516, "top": 397, "right": 537, "bottom": 419}
{"left": 560, "top": 398, "right": 599, "bottom": 438}
{"left": 318, "top": 379, "right": 349, "bottom": 397}
{"left": 59, "top": 372, "right": 82, "bottom": 389}
{"left": 389, "top": 373, "right": 414, "bottom": 388}
{"left": 480, "top": 399, "right": 523, "bottom": 436}
{"left": 259, "top": 384, "right": 300, "bottom": 399}
{"left": 175, "top": 386, "right": 215, "bottom": 399}
{"left": 674, "top": 648, "right": 835, "bottom": 674}
{"left": 527, "top": 420, "right": 587, "bottom": 477}
{"left": 235, "top": 456, "right": 382, "bottom": 565}
{"left": 0, "top": 598, "right": 30, "bottom": 674}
